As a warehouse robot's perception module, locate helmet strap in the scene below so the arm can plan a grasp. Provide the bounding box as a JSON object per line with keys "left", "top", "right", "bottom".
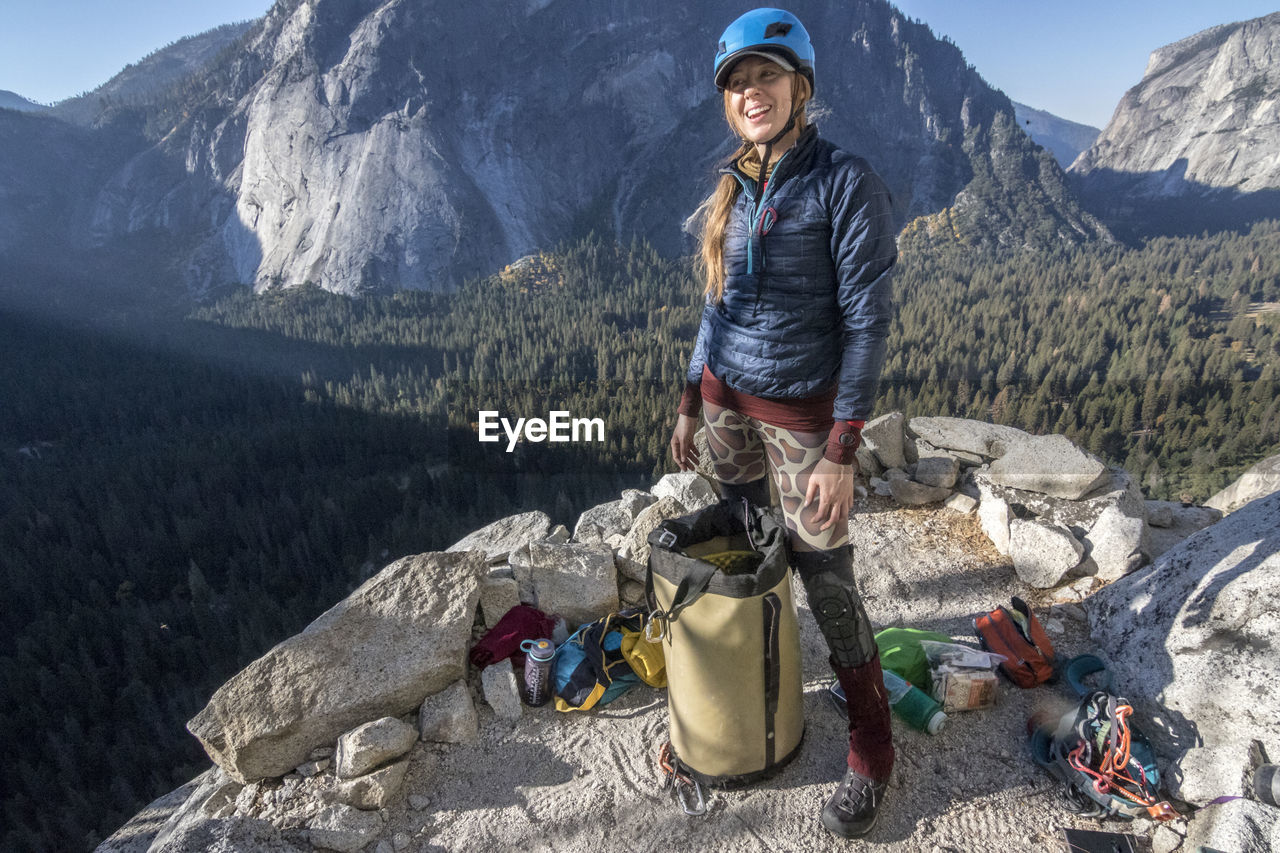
{"left": 751, "top": 105, "right": 801, "bottom": 203}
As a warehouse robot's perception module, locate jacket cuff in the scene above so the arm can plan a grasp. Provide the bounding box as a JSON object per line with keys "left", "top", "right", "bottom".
{"left": 824, "top": 420, "right": 864, "bottom": 465}
{"left": 677, "top": 382, "right": 703, "bottom": 418}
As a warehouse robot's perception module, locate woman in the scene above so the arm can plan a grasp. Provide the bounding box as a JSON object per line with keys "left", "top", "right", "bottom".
{"left": 668, "top": 8, "right": 898, "bottom": 840}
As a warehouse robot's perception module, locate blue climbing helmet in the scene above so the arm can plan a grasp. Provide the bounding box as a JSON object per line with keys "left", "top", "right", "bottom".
{"left": 713, "top": 8, "right": 815, "bottom": 92}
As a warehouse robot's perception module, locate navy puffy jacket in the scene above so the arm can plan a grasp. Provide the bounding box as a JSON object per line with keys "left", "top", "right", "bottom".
{"left": 686, "top": 126, "right": 896, "bottom": 422}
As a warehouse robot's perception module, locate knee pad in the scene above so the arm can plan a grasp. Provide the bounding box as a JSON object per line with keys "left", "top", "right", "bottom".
{"left": 719, "top": 475, "right": 771, "bottom": 509}
{"left": 792, "top": 547, "right": 877, "bottom": 668}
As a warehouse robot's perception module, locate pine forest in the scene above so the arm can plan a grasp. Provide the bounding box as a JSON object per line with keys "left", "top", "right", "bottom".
{"left": 2, "top": 222, "right": 1279, "bottom": 850}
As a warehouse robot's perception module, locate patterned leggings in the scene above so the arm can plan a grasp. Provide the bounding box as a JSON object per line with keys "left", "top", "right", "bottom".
{"left": 702, "top": 403, "right": 849, "bottom": 552}
{"left": 702, "top": 402, "right": 877, "bottom": 667}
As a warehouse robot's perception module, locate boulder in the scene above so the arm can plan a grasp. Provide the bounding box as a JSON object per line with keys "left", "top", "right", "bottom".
{"left": 1206, "top": 453, "right": 1280, "bottom": 515}
{"left": 988, "top": 434, "right": 1110, "bottom": 500}
{"left": 914, "top": 452, "right": 960, "bottom": 489}
{"left": 522, "top": 541, "right": 618, "bottom": 626}
{"left": 976, "top": 479, "right": 1014, "bottom": 555}
{"left": 417, "top": 682, "right": 478, "bottom": 744}
{"left": 907, "top": 416, "right": 1029, "bottom": 459}
{"left": 307, "top": 803, "right": 383, "bottom": 853}
{"left": 447, "top": 511, "right": 551, "bottom": 563}
{"left": 187, "top": 551, "right": 485, "bottom": 782}
{"left": 651, "top": 471, "right": 718, "bottom": 513}
{"left": 984, "top": 467, "right": 1145, "bottom": 530}
{"left": 335, "top": 717, "right": 418, "bottom": 779}
{"left": 1009, "top": 519, "right": 1085, "bottom": 588}
{"left": 887, "top": 479, "right": 951, "bottom": 506}
{"left": 620, "top": 489, "right": 658, "bottom": 518}
{"left": 335, "top": 757, "right": 411, "bottom": 810}
{"left": 1181, "top": 798, "right": 1280, "bottom": 853}
{"left": 572, "top": 499, "right": 633, "bottom": 544}
{"left": 1085, "top": 504, "right": 1149, "bottom": 582}
{"left": 618, "top": 578, "right": 645, "bottom": 608}
{"left": 944, "top": 493, "right": 978, "bottom": 514}
{"left": 574, "top": 490, "right": 657, "bottom": 544}
{"left": 481, "top": 660, "right": 523, "bottom": 719}
{"left": 1087, "top": 492, "right": 1280, "bottom": 769}
{"left": 973, "top": 468, "right": 1148, "bottom": 566}
{"left": 855, "top": 445, "right": 883, "bottom": 478}
{"left": 545, "top": 524, "right": 570, "bottom": 544}
{"left": 862, "top": 412, "right": 907, "bottom": 469}
{"left": 615, "top": 496, "right": 687, "bottom": 582}
{"left": 478, "top": 572, "right": 520, "bottom": 626}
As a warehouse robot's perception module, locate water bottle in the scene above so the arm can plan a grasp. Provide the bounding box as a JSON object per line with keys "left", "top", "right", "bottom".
{"left": 881, "top": 669, "right": 947, "bottom": 734}
{"left": 520, "top": 639, "right": 555, "bottom": 707}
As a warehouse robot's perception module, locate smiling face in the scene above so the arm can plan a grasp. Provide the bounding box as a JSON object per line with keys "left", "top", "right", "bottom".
{"left": 723, "top": 54, "right": 806, "bottom": 159}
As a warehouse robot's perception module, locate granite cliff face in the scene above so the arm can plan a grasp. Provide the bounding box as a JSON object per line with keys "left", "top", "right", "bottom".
{"left": 1071, "top": 13, "right": 1280, "bottom": 201}
{"left": 7, "top": 0, "right": 1104, "bottom": 297}
{"left": 1012, "top": 101, "right": 1099, "bottom": 169}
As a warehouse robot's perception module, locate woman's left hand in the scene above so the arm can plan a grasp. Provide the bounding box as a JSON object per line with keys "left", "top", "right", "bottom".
{"left": 802, "top": 457, "right": 858, "bottom": 531}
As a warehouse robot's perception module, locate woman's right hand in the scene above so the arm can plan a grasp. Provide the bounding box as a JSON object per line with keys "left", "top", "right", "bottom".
{"left": 669, "top": 413, "right": 700, "bottom": 471}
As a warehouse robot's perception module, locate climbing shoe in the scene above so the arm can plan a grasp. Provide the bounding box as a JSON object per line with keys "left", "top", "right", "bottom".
{"left": 821, "top": 767, "right": 888, "bottom": 839}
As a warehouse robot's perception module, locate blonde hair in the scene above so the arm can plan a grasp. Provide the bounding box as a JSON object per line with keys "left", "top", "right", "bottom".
{"left": 695, "top": 72, "right": 812, "bottom": 302}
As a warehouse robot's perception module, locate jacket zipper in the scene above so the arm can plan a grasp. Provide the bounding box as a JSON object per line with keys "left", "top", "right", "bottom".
{"left": 724, "top": 148, "right": 793, "bottom": 314}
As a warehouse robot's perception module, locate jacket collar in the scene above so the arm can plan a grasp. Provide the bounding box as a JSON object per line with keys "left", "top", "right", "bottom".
{"left": 721, "top": 124, "right": 820, "bottom": 187}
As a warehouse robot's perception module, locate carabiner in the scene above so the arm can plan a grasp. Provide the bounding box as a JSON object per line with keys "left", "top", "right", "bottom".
{"left": 758, "top": 206, "right": 778, "bottom": 236}
{"left": 645, "top": 611, "right": 666, "bottom": 643}
{"left": 675, "top": 777, "right": 707, "bottom": 817}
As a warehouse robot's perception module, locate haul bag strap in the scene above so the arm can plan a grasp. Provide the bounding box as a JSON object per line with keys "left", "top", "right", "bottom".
{"left": 645, "top": 556, "right": 718, "bottom": 625}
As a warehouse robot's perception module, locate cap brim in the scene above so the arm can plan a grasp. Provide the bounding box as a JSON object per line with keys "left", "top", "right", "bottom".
{"left": 715, "top": 49, "right": 795, "bottom": 88}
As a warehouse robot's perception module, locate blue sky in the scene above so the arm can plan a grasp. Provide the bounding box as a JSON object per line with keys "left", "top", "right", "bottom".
{"left": 1, "top": 1, "right": 1277, "bottom": 127}
{"left": 892, "top": 0, "right": 1279, "bottom": 127}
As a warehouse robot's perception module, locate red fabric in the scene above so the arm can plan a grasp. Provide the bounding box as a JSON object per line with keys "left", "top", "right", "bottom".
{"left": 700, "top": 365, "right": 836, "bottom": 432}
{"left": 677, "top": 382, "right": 703, "bottom": 418}
{"left": 469, "top": 604, "right": 556, "bottom": 670}
{"left": 824, "top": 420, "right": 865, "bottom": 466}
{"left": 833, "top": 654, "right": 895, "bottom": 782}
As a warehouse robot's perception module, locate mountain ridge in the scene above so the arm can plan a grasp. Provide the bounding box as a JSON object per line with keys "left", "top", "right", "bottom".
{"left": 1011, "top": 101, "right": 1099, "bottom": 169}
{"left": 2, "top": 0, "right": 1106, "bottom": 298}
{"left": 1070, "top": 11, "right": 1280, "bottom": 234}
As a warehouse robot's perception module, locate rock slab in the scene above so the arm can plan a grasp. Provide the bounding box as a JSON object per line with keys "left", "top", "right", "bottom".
{"left": 447, "top": 511, "right": 551, "bottom": 563}
{"left": 187, "top": 551, "right": 485, "bottom": 782}
{"left": 1088, "top": 492, "right": 1280, "bottom": 770}
{"left": 1207, "top": 453, "right": 1280, "bottom": 515}
{"left": 988, "top": 434, "right": 1110, "bottom": 500}
{"left": 523, "top": 541, "right": 619, "bottom": 627}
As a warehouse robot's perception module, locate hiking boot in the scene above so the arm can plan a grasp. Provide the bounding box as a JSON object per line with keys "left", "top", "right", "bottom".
{"left": 821, "top": 767, "right": 888, "bottom": 839}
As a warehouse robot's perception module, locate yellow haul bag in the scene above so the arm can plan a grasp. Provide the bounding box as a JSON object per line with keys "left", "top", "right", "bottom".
{"left": 646, "top": 500, "right": 805, "bottom": 787}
